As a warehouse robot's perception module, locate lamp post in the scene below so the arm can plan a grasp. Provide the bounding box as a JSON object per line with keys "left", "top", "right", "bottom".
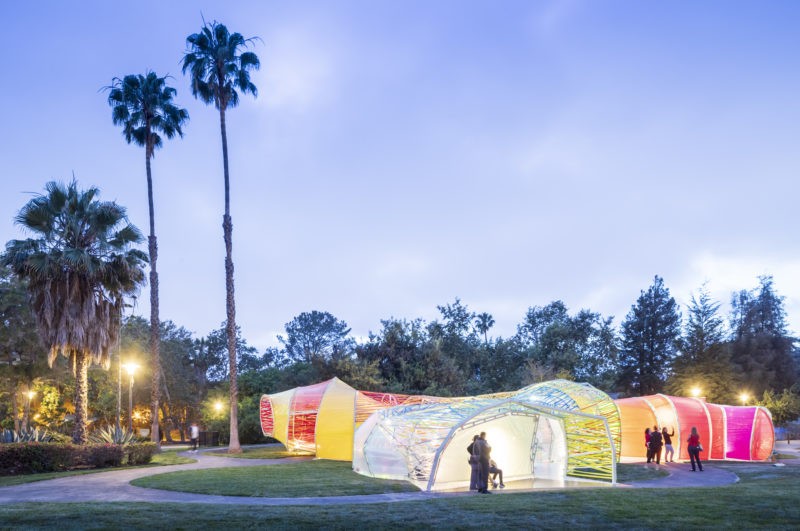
{"left": 122, "top": 363, "right": 138, "bottom": 432}
{"left": 740, "top": 393, "right": 750, "bottom": 405}
{"left": 24, "top": 390, "right": 35, "bottom": 431}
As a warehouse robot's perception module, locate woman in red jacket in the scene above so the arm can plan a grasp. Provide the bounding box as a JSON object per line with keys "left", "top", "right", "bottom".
{"left": 687, "top": 426, "right": 703, "bottom": 471}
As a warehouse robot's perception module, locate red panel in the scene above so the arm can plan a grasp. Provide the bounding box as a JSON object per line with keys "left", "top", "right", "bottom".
{"left": 288, "top": 381, "right": 329, "bottom": 453}
{"left": 751, "top": 407, "right": 775, "bottom": 461}
{"left": 670, "top": 397, "right": 711, "bottom": 461}
{"left": 259, "top": 396, "right": 274, "bottom": 436}
{"left": 355, "top": 391, "right": 410, "bottom": 424}
{"left": 704, "top": 403, "right": 726, "bottom": 460}
{"left": 616, "top": 397, "right": 657, "bottom": 458}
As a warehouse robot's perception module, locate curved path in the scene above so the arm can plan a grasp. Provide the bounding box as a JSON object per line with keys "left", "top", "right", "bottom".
{"left": 0, "top": 445, "right": 776, "bottom": 506}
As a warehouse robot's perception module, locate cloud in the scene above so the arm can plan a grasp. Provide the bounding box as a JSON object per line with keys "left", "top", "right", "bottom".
{"left": 259, "top": 23, "right": 340, "bottom": 112}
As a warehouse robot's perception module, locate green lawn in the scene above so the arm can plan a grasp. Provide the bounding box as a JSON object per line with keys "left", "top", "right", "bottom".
{"left": 206, "top": 445, "right": 304, "bottom": 459}
{"left": 615, "top": 462, "right": 669, "bottom": 482}
{"left": 2, "top": 463, "right": 799, "bottom": 529}
{"left": 133, "top": 461, "right": 664, "bottom": 497}
{"left": 0, "top": 449, "right": 196, "bottom": 487}
{"left": 132, "top": 460, "right": 418, "bottom": 496}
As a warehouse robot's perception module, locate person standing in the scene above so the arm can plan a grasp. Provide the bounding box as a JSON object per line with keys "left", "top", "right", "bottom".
{"left": 190, "top": 422, "right": 200, "bottom": 452}
{"left": 649, "top": 425, "right": 663, "bottom": 464}
{"left": 466, "top": 434, "right": 480, "bottom": 490}
{"left": 475, "top": 431, "right": 492, "bottom": 494}
{"left": 688, "top": 426, "right": 703, "bottom": 471}
{"left": 662, "top": 426, "right": 675, "bottom": 463}
{"left": 645, "top": 428, "right": 652, "bottom": 463}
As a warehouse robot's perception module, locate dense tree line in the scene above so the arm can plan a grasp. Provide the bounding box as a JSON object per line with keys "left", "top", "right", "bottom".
{"left": 2, "top": 261, "right": 799, "bottom": 442}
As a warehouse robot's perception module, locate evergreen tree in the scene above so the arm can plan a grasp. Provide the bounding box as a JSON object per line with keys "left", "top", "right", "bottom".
{"left": 729, "top": 276, "right": 797, "bottom": 394}
{"left": 618, "top": 276, "right": 681, "bottom": 396}
{"left": 667, "top": 285, "right": 738, "bottom": 402}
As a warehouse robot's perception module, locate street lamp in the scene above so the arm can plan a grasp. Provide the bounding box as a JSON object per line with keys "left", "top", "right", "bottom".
{"left": 739, "top": 392, "right": 750, "bottom": 405}
{"left": 214, "top": 401, "right": 224, "bottom": 413}
{"left": 690, "top": 387, "right": 702, "bottom": 398}
{"left": 24, "top": 390, "right": 35, "bottom": 431}
{"left": 122, "top": 363, "right": 138, "bottom": 432}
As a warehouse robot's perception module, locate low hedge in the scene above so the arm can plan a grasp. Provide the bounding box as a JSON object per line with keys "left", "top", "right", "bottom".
{"left": 0, "top": 442, "right": 141, "bottom": 475}
{"left": 125, "top": 442, "right": 157, "bottom": 465}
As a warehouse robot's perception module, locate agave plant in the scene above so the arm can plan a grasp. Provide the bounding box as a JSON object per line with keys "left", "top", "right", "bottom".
{"left": 1, "top": 428, "right": 53, "bottom": 443}
{"left": 88, "top": 425, "right": 140, "bottom": 445}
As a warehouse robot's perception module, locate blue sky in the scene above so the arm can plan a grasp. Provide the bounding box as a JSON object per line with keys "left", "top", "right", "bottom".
{"left": 2, "top": 1, "right": 799, "bottom": 350}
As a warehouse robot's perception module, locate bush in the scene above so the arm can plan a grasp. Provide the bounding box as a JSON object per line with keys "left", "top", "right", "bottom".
{"left": 82, "top": 444, "right": 124, "bottom": 468}
{"left": 1, "top": 428, "right": 53, "bottom": 443}
{"left": 0, "top": 443, "right": 128, "bottom": 475}
{"left": 126, "top": 442, "right": 158, "bottom": 465}
{"left": 89, "top": 426, "right": 141, "bottom": 445}
{"left": 0, "top": 443, "right": 73, "bottom": 475}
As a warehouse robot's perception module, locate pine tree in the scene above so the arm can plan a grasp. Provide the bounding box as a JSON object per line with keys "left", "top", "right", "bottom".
{"left": 618, "top": 276, "right": 681, "bottom": 395}
{"left": 729, "top": 276, "right": 797, "bottom": 395}
{"left": 667, "top": 284, "right": 739, "bottom": 402}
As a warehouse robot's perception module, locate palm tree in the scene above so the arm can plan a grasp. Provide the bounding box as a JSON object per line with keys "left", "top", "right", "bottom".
{"left": 475, "top": 313, "right": 495, "bottom": 345}
{"left": 182, "top": 20, "right": 260, "bottom": 452}
{"left": 2, "top": 181, "right": 147, "bottom": 443}
{"left": 106, "top": 72, "right": 188, "bottom": 445}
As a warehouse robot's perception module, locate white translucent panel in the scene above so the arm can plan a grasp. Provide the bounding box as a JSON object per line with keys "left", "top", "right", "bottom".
{"left": 353, "top": 414, "right": 410, "bottom": 480}
{"left": 431, "top": 414, "right": 540, "bottom": 490}
{"left": 534, "top": 416, "right": 566, "bottom": 481}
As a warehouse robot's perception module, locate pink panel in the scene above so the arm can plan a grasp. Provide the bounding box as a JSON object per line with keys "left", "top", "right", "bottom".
{"left": 671, "top": 397, "right": 711, "bottom": 461}
{"left": 751, "top": 407, "right": 775, "bottom": 461}
{"left": 724, "top": 406, "right": 754, "bottom": 460}
{"left": 704, "top": 403, "right": 726, "bottom": 460}
{"left": 616, "top": 397, "right": 656, "bottom": 458}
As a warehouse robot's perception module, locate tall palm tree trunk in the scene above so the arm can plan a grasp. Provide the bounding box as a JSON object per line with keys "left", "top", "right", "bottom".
{"left": 73, "top": 350, "right": 90, "bottom": 444}
{"left": 219, "top": 107, "right": 241, "bottom": 453}
{"left": 146, "top": 152, "right": 162, "bottom": 446}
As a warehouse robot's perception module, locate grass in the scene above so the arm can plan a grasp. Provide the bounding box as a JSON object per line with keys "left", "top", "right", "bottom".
{"left": 206, "top": 445, "right": 303, "bottom": 459}
{"left": 0, "top": 448, "right": 195, "bottom": 487}
{"left": 615, "top": 462, "right": 670, "bottom": 482}
{"left": 132, "top": 460, "right": 418, "bottom": 496}
{"left": 133, "top": 461, "right": 666, "bottom": 497}
{"left": 2, "top": 462, "right": 799, "bottom": 529}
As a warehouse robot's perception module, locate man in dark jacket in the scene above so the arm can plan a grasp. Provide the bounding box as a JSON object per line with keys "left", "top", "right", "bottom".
{"left": 649, "top": 425, "right": 663, "bottom": 464}
{"left": 475, "top": 431, "right": 492, "bottom": 493}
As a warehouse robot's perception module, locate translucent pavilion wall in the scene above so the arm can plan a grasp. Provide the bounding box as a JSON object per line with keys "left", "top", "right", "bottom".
{"left": 614, "top": 394, "right": 774, "bottom": 461}
{"left": 352, "top": 398, "right": 617, "bottom": 491}
{"left": 259, "top": 377, "right": 357, "bottom": 460}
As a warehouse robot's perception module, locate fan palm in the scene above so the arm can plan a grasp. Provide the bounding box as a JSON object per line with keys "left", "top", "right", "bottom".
{"left": 475, "top": 313, "right": 495, "bottom": 345}
{"left": 2, "top": 181, "right": 147, "bottom": 443}
{"left": 182, "top": 20, "right": 260, "bottom": 452}
{"left": 106, "top": 72, "right": 188, "bottom": 445}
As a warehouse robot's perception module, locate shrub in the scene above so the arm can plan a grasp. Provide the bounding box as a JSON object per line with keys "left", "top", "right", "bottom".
{"left": 81, "top": 444, "right": 124, "bottom": 468}
{"left": 89, "top": 426, "right": 140, "bottom": 445}
{"left": 1, "top": 428, "right": 53, "bottom": 443}
{"left": 126, "top": 442, "right": 158, "bottom": 465}
{"left": 0, "top": 443, "right": 72, "bottom": 475}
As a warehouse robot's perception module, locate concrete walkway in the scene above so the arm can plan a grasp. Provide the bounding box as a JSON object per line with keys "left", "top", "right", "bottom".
{"left": 0, "top": 445, "right": 783, "bottom": 506}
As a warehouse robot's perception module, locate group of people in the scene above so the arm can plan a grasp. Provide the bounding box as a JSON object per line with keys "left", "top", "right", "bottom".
{"left": 644, "top": 425, "right": 704, "bottom": 471}
{"left": 467, "top": 432, "right": 505, "bottom": 493}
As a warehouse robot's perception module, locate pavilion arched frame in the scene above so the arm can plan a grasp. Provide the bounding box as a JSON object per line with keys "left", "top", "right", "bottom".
{"left": 353, "top": 398, "right": 618, "bottom": 491}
